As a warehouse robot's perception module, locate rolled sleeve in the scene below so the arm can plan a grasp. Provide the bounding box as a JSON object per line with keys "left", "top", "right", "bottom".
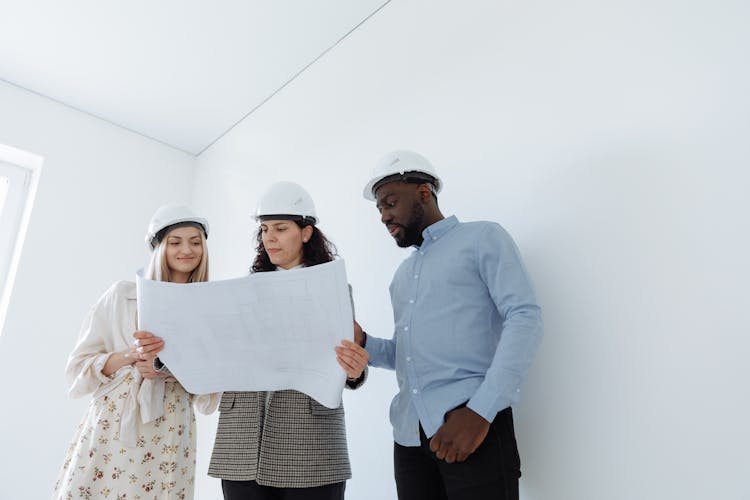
{"left": 66, "top": 299, "right": 117, "bottom": 397}
{"left": 194, "top": 392, "right": 221, "bottom": 414}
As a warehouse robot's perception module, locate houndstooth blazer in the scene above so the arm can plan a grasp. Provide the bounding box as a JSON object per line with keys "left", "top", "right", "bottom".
{"left": 208, "top": 376, "right": 364, "bottom": 488}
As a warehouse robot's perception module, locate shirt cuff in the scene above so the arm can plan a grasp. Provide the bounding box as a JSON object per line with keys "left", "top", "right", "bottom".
{"left": 364, "top": 334, "right": 392, "bottom": 368}
{"left": 153, "top": 357, "right": 172, "bottom": 375}
{"left": 467, "top": 379, "right": 521, "bottom": 423}
{"left": 94, "top": 353, "right": 116, "bottom": 383}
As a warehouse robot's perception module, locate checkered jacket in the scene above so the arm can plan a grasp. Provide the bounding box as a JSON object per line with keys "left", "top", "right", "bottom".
{"left": 208, "top": 382, "right": 362, "bottom": 488}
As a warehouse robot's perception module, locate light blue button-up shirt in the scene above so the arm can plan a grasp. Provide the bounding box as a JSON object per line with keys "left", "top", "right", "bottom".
{"left": 366, "top": 216, "right": 543, "bottom": 446}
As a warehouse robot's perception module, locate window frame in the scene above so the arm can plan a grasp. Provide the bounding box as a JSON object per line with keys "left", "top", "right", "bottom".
{"left": 0, "top": 143, "right": 43, "bottom": 335}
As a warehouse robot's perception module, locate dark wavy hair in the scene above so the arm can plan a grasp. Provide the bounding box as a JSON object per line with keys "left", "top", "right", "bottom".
{"left": 251, "top": 221, "right": 338, "bottom": 273}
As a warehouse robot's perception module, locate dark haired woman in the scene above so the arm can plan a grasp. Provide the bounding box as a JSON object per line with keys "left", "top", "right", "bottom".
{"left": 209, "top": 181, "right": 368, "bottom": 500}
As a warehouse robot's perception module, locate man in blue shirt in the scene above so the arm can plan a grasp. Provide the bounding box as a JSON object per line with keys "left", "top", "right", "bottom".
{"left": 354, "top": 150, "right": 543, "bottom": 500}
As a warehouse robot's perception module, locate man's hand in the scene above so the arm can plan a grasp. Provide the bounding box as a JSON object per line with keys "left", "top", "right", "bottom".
{"left": 429, "top": 407, "right": 491, "bottom": 463}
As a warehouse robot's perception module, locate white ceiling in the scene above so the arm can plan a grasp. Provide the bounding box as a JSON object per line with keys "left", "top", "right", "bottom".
{"left": 0, "top": 1, "right": 389, "bottom": 155}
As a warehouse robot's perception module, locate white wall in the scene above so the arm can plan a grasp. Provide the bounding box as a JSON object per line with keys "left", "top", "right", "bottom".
{"left": 192, "top": 1, "right": 750, "bottom": 499}
{"left": 2, "top": 1, "right": 748, "bottom": 499}
{"left": 0, "top": 80, "right": 195, "bottom": 499}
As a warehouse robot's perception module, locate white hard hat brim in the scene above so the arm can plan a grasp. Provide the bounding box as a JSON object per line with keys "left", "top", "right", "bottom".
{"left": 147, "top": 218, "right": 209, "bottom": 248}
{"left": 363, "top": 150, "right": 442, "bottom": 201}
{"left": 254, "top": 181, "right": 318, "bottom": 223}
{"left": 145, "top": 204, "right": 209, "bottom": 249}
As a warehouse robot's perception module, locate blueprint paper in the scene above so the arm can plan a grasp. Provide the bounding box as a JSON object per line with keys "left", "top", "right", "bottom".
{"left": 135, "top": 259, "right": 352, "bottom": 408}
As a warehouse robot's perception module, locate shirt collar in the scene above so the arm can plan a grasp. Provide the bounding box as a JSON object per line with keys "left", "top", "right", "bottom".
{"left": 419, "top": 215, "right": 458, "bottom": 247}
{"left": 276, "top": 264, "right": 305, "bottom": 271}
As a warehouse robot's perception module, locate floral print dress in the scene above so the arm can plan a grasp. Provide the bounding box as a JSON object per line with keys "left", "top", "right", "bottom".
{"left": 53, "top": 281, "right": 218, "bottom": 500}
{"left": 54, "top": 376, "right": 196, "bottom": 500}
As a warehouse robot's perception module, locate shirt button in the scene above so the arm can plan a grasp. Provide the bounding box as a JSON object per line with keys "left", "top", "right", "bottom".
{"left": 419, "top": 251, "right": 424, "bottom": 255}
{"left": 406, "top": 356, "right": 411, "bottom": 362}
{"left": 412, "top": 389, "right": 418, "bottom": 394}
{"left": 413, "top": 274, "right": 418, "bottom": 279}
{"left": 403, "top": 326, "right": 409, "bottom": 331}
{"left": 409, "top": 299, "right": 414, "bottom": 304}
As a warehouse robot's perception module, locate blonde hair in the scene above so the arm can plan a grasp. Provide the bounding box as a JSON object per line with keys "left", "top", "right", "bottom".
{"left": 146, "top": 229, "right": 209, "bottom": 283}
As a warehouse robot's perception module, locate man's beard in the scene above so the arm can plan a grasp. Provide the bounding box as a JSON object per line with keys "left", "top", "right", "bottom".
{"left": 395, "top": 201, "right": 425, "bottom": 248}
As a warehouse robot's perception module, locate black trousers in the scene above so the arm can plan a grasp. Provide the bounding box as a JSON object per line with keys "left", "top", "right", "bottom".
{"left": 394, "top": 407, "right": 521, "bottom": 500}
{"left": 221, "top": 479, "right": 345, "bottom": 500}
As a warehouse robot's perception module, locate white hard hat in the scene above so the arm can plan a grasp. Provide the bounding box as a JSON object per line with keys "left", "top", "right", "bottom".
{"left": 255, "top": 181, "right": 318, "bottom": 225}
{"left": 145, "top": 204, "right": 209, "bottom": 249}
{"left": 363, "top": 150, "right": 442, "bottom": 201}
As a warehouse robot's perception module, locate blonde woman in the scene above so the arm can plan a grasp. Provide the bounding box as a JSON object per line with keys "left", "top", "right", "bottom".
{"left": 54, "top": 205, "right": 220, "bottom": 500}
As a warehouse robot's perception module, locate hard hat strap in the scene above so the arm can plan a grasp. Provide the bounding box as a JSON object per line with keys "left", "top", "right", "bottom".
{"left": 151, "top": 221, "right": 207, "bottom": 248}
{"left": 257, "top": 214, "right": 316, "bottom": 226}
{"left": 372, "top": 171, "right": 438, "bottom": 196}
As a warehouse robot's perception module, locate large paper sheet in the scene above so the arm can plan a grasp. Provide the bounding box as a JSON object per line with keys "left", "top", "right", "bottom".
{"left": 135, "top": 259, "right": 352, "bottom": 408}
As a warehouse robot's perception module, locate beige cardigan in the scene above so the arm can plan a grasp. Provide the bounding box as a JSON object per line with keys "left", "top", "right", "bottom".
{"left": 65, "top": 280, "right": 219, "bottom": 447}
